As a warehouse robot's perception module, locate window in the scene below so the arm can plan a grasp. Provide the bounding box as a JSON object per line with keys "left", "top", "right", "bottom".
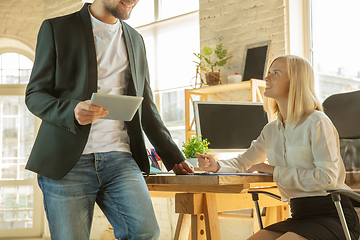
{"left": 126, "top": 0, "right": 199, "bottom": 27}
{"left": 311, "top": 0, "right": 360, "bottom": 101}
{"left": 159, "top": 89, "right": 186, "bottom": 147}
{"left": 0, "top": 53, "right": 33, "bottom": 84}
{"left": 126, "top": 1, "right": 200, "bottom": 150}
{"left": 158, "top": 0, "right": 199, "bottom": 21}
{"left": 124, "top": 1, "right": 155, "bottom": 27}
{"left": 0, "top": 53, "right": 42, "bottom": 238}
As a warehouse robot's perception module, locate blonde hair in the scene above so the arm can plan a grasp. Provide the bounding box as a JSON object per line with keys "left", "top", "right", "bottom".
{"left": 263, "top": 55, "right": 322, "bottom": 126}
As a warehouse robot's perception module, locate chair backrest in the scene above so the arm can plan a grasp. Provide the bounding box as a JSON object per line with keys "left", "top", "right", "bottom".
{"left": 322, "top": 90, "right": 360, "bottom": 139}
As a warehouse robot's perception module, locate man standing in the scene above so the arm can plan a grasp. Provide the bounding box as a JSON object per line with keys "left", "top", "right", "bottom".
{"left": 25, "top": 0, "right": 193, "bottom": 239}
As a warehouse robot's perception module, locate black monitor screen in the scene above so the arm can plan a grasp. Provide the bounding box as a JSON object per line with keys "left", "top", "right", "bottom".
{"left": 242, "top": 41, "right": 271, "bottom": 82}
{"left": 194, "top": 101, "right": 269, "bottom": 152}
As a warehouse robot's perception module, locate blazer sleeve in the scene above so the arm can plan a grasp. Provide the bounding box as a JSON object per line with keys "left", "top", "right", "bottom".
{"left": 25, "top": 20, "right": 80, "bottom": 134}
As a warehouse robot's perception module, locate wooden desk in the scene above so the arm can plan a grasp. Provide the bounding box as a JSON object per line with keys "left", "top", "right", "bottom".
{"left": 146, "top": 174, "right": 287, "bottom": 240}
{"left": 146, "top": 172, "right": 360, "bottom": 240}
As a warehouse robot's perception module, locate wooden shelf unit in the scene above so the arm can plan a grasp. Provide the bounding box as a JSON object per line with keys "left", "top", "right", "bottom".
{"left": 185, "top": 79, "right": 266, "bottom": 141}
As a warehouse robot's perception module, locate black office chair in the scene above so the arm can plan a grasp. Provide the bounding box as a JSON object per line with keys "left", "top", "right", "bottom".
{"left": 326, "top": 189, "right": 360, "bottom": 240}
{"left": 249, "top": 90, "right": 360, "bottom": 239}
{"left": 247, "top": 190, "right": 281, "bottom": 230}
{"left": 323, "top": 90, "right": 360, "bottom": 172}
{"left": 323, "top": 90, "right": 360, "bottom": 240}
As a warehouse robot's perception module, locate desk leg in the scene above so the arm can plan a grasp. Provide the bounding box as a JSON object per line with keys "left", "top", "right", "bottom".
{"left": 174, "top": 213, "right": 191, "bottom": 240}
{"left": 174, "top": 193, "right": 222, "bottom": 240}
{"left": 191, "top": 214, "right": 206, "bottom": 240}
{"left": 204, "top": 193, "right": 221, "bottom": 240}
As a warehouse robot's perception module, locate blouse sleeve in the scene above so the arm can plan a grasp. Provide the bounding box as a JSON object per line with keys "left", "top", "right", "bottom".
{"left": 273, "top": 117, "right": 342, "bottom": 191}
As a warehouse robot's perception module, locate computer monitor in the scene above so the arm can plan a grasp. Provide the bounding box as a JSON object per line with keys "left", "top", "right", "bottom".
{"left": 193, "top": 101, "right": 269, "bottom": 153}
{"left": 241, "top": 40, "right": 271, "bottom": 82}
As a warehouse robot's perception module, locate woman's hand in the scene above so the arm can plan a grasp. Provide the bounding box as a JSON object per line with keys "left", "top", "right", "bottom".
{"left": 246, "top": 162, "right": 275, "bottom": 175}
{"left": 194, "top": 152, "right": 220, "bottom": 172}
{"left": 74, "top": 100, "right": 108, "bottom": 125}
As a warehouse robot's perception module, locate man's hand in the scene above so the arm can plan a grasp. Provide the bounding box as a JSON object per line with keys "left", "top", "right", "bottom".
{"left": 246, "top": 162, "right": 275, "bottom": 175}
{"left": 74, "top": 100, "right": 108, "bottom": 125}
{"left": 172, "top": 160, "right": 194, "bottom": 175}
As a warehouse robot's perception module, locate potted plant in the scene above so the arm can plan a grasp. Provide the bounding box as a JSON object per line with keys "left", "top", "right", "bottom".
{"left": 182, "top": 135, "right": 211, "bottom": 166}
{"left": 193, "top": 43, "right": 232, "bottom": 86}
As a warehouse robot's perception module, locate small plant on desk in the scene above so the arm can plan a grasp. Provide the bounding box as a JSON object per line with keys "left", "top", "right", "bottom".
{"left": 182, "top": 135, "right": 211, "bottom": 160}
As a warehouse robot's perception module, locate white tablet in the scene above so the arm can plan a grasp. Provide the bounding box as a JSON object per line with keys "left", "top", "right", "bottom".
{"left": 90, "top": 93, "right": 143, "bottom": 121}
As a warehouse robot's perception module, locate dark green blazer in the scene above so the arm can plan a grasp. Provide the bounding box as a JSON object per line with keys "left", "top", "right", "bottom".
{"left": 25, "top": 3, "right": 184, "bottom": 180}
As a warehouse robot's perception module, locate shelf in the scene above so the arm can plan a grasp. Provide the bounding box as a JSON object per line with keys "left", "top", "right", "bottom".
{"left": 187, "top": 80, "right": 265, "bottom": 94}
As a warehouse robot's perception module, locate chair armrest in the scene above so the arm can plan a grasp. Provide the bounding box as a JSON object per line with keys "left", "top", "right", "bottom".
{"left": 327, "top": 189, "right": 360, "bottom": 203}
{"left": 248, "top": 190, "right": 281, "bottom": 201}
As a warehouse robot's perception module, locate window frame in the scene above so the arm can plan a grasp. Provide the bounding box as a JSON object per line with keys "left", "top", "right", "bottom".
{"left": 130, "top": 1, "right": 199, "bottom": 151}
{"left": 285, "top": 0, "right": 311, "bottom": 60}
{"left": 0, "top": 55, "right": 43, "bottom": 239}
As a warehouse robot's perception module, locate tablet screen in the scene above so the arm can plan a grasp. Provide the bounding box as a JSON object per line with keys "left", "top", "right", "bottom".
{"left": 90, "top": 93, "right": 143, "bottom": 121}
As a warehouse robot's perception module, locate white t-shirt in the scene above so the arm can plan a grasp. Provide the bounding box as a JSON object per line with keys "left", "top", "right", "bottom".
{"left": 217, "top": 111, "right": 351, "bottom": 202}
{"left": 83, "top": 10, "right": 131, "bottom": 154}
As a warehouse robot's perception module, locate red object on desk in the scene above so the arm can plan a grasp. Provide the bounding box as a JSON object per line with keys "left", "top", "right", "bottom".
{"left": 147, "top": 149, "right": 161, "bottom": 170}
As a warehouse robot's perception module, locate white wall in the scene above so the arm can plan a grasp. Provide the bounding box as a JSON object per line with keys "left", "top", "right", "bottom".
{"left": 199, "top": 0, "right": 287, "bottom": 82}
{"left": 0, "top": 0, "right": 83, "bottom": 53}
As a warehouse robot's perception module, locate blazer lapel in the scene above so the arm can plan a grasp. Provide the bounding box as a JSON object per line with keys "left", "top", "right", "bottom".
{"left": 78, "top": 3, "right": 98, "bottom": 98}
{"left": 78, "top": 4, "right": 141, "bottom": 99}
{"left": 122, "top": 23, "right": 140, "bottom": 96}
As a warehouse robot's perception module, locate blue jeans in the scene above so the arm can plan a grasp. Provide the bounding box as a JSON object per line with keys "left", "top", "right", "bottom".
{"left": 38, "top": 151, "right": 160, "bottom": 240}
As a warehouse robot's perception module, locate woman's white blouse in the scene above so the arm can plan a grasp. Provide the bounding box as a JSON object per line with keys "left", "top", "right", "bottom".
{"left": 217, "top": 111, "right": 351, "bottom": 202}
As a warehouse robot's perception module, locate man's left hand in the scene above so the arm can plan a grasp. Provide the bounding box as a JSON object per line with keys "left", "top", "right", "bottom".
{"left": 172, "top": 160, "right": 194, "bottom": 175}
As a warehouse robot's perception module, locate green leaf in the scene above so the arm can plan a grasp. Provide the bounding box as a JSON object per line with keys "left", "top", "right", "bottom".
{"left": 193, "top": 43, "right": 232, "bottom": 72}
{"left": 193, "top": 53, "right": 204, "bottom": 60}
{"left": 215, "top": 43, "right": 223, "bottom": 53}
{"left": 204, "top": 57, "right": 211, "bottom": 65}
{"left": 181, "top": 135, "right": 211, "bottom": 159}
{"left": 203, "top": 46, "right": 213, "bottom": 56}
{"left": 217, "top": 59, "right": 227, "bottom": 66}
